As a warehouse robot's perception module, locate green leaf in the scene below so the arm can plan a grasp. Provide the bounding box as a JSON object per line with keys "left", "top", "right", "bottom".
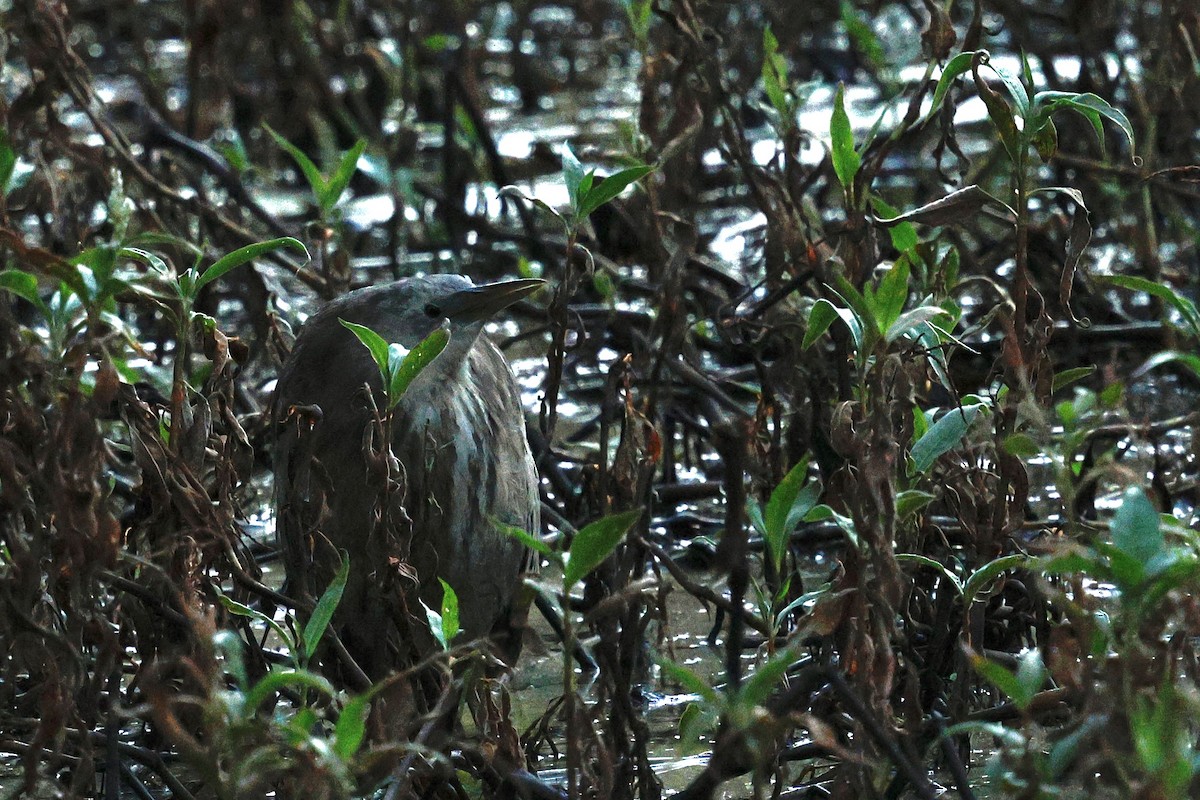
{"left": 870, "top": 197, "right": 918, "bottom": 253}
{"left": 738, "top": 647, "right": 796, "bottom": 707}
{"left": 0, "top": 129, "right": 16, "bottom": 194}
{"left": 215, "top": 588, "right": 296, "bottom": 653}
{"left": 1031, "top": 118, "right": 1058, "bottom": 162}
{"left": 885, "top": 304, "right": 949, "bottom": 344}
{"left": 339, "top": 319, "right": 391, "bottom": 377}
{"left": 387, "top": 323, "right": 450, "bottom": 407}
{"left": 1097, "top": 274, "right": 1200, "bottom": 339}
{"left": 802, "top": 298, "right": 840, "bottom": 349}
{"left": 897, "top": 553, "right": 963, "bottom": 596}
{"left": 872, "top": 256, "right": 910, "bottom": 331}
{"left": 563, "top": 508, "right": 641, "bottom": 590}
{"left": 962, "top": 554, "right": 1029, "bottom": 606}
{"left": 1052, "top": 365, "right": 1096, "bottom": 392}
{"left": 991, "top": 63, "right": 1030, "bottom": 118}
{"left": 195, "top": 237, "right": 308, "bottom": 294}
{"left": 1111, "top": 486, "right": 1163, "bottom": 564}
{"left": 319, "top": 138, "right": 367, "bottom": 212}
{"left": 970, "top": 650, "right": 1034, "bottom": 710}
{"left": 763, "top": 459, "right": 816, "bottom": 572}
{"left": 656, "top": 655, "right": 719, "bottom": 704}
{"left": 265, "top": 123, "right": 327, "bottom": 201}
{"left": 577, "top": 164, "right": 654, "bottom": 220}
{"left": 213, "top": 631, "right": 249, "bottom": 688}
{"left": 497, "top": 521, "right": 555, "bottom": 558}
{"left": 243, "top": 668, "right": 336, "bottom": 714}
{"left": 761, "top": 26, "right": 791, "bottom": 122}
{"left": 895, "top": 489, "right": 935, "bottom": 519}
{"left": 302, "top": 552, "right": 349, "bottom": 661}
{"left": 925, "top": 50, "right": 979, "bottom": 124}
{"left": 973, "top": 61, "right": 1021, "bottom": 163}
{"left": 678, "top": 702, "right": 717, "bottom": 755}
{"left": 910, "top": 403, "right": 983, "bottom": 474}
{"left": 437, "top": 578, "right": 461, "bottom": 646}
{"left": 561, "top": 143, "right": 588, "bottom": 214}
{"left": 333, "top": 694, "right": 372, "bottom": 759}
{"left": 0, "top": 269, "right": 44, "bottom": 309}
{"left": 1035, "top": 91, "right": 1136, "bottom": 157}
{"left": 830, "top": 83, "right": 860, "bottom": 193}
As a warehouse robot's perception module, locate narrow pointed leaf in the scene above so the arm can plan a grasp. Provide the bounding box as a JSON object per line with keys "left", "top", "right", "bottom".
{"left": 302, "top": 552, "right": 349, "bottom": 660}
{"left": 388, "top": 323, "right": 450, "bottom": 406}
{"left": 265, "top": 123, "right": 327, "bottom": 200}
{"left": 196, "top": 236, "right": 308, "bottom": 293}
{"left": 320, "top": 138, "right": 367, "bottom": 212}
{"left": 339, "top": 319, "right": 391, "bottom": 377}
{"left": 830, "top": 83, "right": 860, "bottom": 192}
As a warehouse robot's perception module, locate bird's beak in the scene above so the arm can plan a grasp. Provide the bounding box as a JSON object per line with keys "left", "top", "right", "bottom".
{"left": 440, "top": 278, "right": 546, "bottom": 322}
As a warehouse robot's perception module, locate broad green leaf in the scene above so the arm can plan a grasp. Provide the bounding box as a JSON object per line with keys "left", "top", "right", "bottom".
{"left": 885, "top": 304, "right": 949, "bottom": 344}
{"left": 830, "top": 83, "right": 860, "bottom": 193}
{"left": 746, "top": 498, "right": 767, "bottom": 538}
{"left": 319, "top": 138, "right": 367, "bottom": 212}
{"left": 577, "top": 164, "right": 654, "bottom": 220}
{"left": 339, "top": 319, "right": 391, "bottom": 377}
{"left": 0, "top": 269, "right": 43, "bottom": 309}
{"left": 265, "top": 123, "right": 326, "bottom": 201}
{"left": 802, "top": 298, "right": 840, "bottom": 349}
{"left": 564, "top": 508, "right": 641, "bottom": 589}
{"left": 895, "top": 489, "right": 935, "bottom": 519}
{"left": 1031, "top": 118, "right": 1058, "bottom": 162}
{"left": 195, "top": 237, "right": 308, "bottom": 293}
{"left": 388, "top": 323, "right": 450, "bottom": 406}
{"left": 1135, "top": 350, "right": 1200, "bottom": 383}
{"left": 910, "top": 403, "right": 983, "bottom": 473}
{"left": 870, "top": 197, "right": 917, "bottom": 253}
{"left": 991, "top": 63, "right": 1030, "bottom": 118}
{"left": 302, "top": 552, "right": 349, "bottom": 661}
{"left": 1111, "top": 486, "right": 1163, "bottom": 564}
{"left": 119, "top": 246, "right": 169, "bottom": 275}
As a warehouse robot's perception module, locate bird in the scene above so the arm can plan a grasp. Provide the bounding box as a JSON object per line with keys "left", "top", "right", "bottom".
{"left": 272, "top": 275, "right": 544, "bottom": 683}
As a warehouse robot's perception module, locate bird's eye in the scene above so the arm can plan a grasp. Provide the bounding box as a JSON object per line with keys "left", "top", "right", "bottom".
{"left": 423, "top": 303, "right": 442, "bottom": 318}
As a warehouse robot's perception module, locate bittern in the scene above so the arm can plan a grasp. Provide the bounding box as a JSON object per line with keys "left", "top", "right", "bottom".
{"left": 273, "top": 275, "right": 543, "bottom": 680}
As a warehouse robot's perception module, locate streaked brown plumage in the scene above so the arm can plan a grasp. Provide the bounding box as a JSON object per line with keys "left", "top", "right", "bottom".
{"left": 273, "top": 276, "right": 542, "bottom": 679}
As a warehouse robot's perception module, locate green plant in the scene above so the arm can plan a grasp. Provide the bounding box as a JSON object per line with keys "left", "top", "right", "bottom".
{"left": 503, "top": 508, "right": 642, "bottom": 799}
